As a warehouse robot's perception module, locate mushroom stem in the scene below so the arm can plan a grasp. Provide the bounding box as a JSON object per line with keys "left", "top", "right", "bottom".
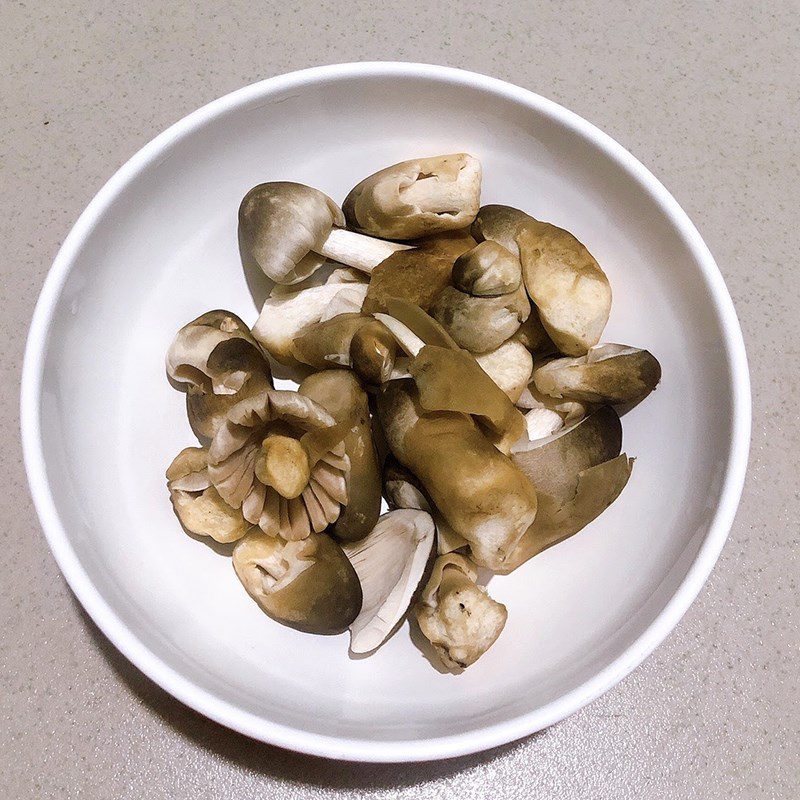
{"left": 317, "top": 228, "right": 412, "bottom": 274}
{"left": 254, "top": 435, "right": 310, "bottom": 500}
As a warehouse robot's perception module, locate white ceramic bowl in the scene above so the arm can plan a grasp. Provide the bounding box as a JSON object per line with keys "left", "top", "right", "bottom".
{"left": 21, "top": 63, "right": 750, "bottom": 762}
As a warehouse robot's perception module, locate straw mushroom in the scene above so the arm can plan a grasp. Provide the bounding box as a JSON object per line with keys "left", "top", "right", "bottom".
{"left": 342, "top": 509, "right": 435, "bottom": 653}
{"left": 451, "top": 240, "right": 521, "bottom": 296}
{"left": 533, "top": 344, "right": 662, "bottom": 405}
{"left": 411, "top": 228, "right": 477, "bottom": 258}
{"left": 343, "top": 154, "right": 482, "bottom": 240}
{"left": 239, "top": 182, "right": 411, "bottom": 284}
{"left": 376, "top": 380, "right": 537, "bottom": 570}
{"left": 233, "top": 529, "right": 362, "bottom": 634}
{"left": 415, "top": 553, "right": 508, "bottom": 669}
{"left": 475, "top": 338, "right": 533, "bottom": 403}
{"left": 166, "top": 447, "right": 251, "bottom": 543}
{"left": 472, "top": 205, "right": 611, "bottom": 355}
{"left": 208, "top": 389, "right": 350, "bottom": 541}
{"left": 299, "top": 371, "right": 382, "bottom": 542}
{"left": 348, "top": 320, "right": 398, "bottom": 384}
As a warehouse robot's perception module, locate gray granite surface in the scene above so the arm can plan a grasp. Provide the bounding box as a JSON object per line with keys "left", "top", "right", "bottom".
{"left": 1, "top": 1, "right": 798, "bottom": 797}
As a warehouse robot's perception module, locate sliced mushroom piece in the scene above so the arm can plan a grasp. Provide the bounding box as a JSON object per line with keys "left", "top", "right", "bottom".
{"left": 511, "top": 406, "right": 622, "bottom": 500}
{"left": 383, "top": 297, "right": 460, "bottom": 350}
{"left": 500, "top": 454, "right": 633, "bottom": 574}
{"left": 239, "top": 182, "right": 411, "bottom": 284}
{"left": 472, "top": 205, "right": 611, "bottom": 356}
{"left": 533, "top": 344, "right": 662, "bottom": 405}
{"left": 415, "top": 553, "right": 508, "bottom": 669}
{"left": 377, "top": 380, "right": 537, "bottom": 571}
{"left": 342, "top": 509, "right": 435, "bottom": 653}
{"left": 166, "top": 447, "right": 251, "bottom": 543}
{"left": 343, "top": 154, "right": 482, "bottom": 240}
{"left": 409, "top": 345, "right": 526, "bottom": 454}
{"left": 292, "top": 313, "right": 368, "bottom": 370}
{"left": 166, "top": 310, "right": 269, "bottom": 396}
{"left": 411, "top": 228, "right": 477, "bottom": 258}
{"left": 429, "top": 283, "right": 531, "bottom": 353}
{"left": 522, "top": 407, "right": 564, "bottom": 441}
{"left": 451, "top": 240, "right": 521, "bottom": 297}
{"left": 299, "top": 371, "right": 382, "bottom": 542}
{"left": 252, "top": 281, "right": 368, "bottom": 364}
{"left": 475, "top": 338, "right": 533, "bottom": 403}
{"left": 361, "top": 248, "right": 456, "bottom": 315}
{"left": 233, "top": 530, "right": 362, "bottom": 634}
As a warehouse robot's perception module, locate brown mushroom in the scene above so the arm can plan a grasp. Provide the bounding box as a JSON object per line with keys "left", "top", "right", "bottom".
{"left": 343, "top": 154, "right": 482, "bottom": 240}
{"left": 451, "top": 240, "right": 521, "bottom": 296}
{"left": 239, "top": 182, "right": 411, "bottom": 284}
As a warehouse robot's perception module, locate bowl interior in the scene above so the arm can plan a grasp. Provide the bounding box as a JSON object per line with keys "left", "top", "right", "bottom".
{"left": 30, "top": 67, "right": 739, "bottom": 756}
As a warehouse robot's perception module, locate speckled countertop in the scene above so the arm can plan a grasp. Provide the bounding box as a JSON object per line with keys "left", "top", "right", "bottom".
{"left": 1, "top": 2, "right": 798, "bottom": 798}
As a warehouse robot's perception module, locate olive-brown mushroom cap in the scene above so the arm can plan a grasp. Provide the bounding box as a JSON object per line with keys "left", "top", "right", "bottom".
{"left": 343, "top": 154, "right": 482, "bottom": 240}
{"left": 451, "top": 241, "right": 521, "bottom": 297}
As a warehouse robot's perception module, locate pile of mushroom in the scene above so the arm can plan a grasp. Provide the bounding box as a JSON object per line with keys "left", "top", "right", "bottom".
{"left": 165, "top": 153, "right": 661, "bottom": 671}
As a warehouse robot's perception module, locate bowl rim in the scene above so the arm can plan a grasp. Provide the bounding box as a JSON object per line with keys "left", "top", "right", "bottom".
{"left": 19, "top": 61, "right": 751, "bottom": 763}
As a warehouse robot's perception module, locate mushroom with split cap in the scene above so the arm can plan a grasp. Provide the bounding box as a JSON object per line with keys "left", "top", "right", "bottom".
{"left": 533, "top": 344, "right": 662, "bottom": 405}
{"left": 207, "top": 389, "right": 350, "bottom": 541}
{"left": 343, "top": 154, "right": 482, "bottom": 240}
{"left": 166, "top": 446, "right": 252, "bottom": 543}
{"left": 472, "top": 204, "right": 611, "bottom": 356}
{"left": 376, "top": 379, "right": 537, "bottom": 571}
{"left": 342, "top": 509, "right": 435, "bottom": 653}
{"left": 233, "top": 529, "right": 362, "bottom": 634}
{"left": 415, "top": 553, "right": 508, "bottom": 669}
{"left": 239, "top": 182, "right": 411, "bottom": 284}
{"left": 166, "top": 310, "right": 273, "bottom": 440}
{"left": 299, "top": 371, "right": 382, "bottom": 542}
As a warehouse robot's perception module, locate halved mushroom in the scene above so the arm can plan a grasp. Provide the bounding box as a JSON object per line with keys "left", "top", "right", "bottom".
{"left": 377, "top": 380, "right": 537, "bottom": 570}
{"left": 511, "top": 406, "right": 622, "bottom": 499}
{"left": 475, "top": 338, "right": 533, "bottom": 403}
{"left": 361, "top": 248, "right": 456, "bottom": 315}
{"left": 472, "top": 205, "right": 611, "bottom": 355}
{"left": 208, "top": 389, "right": 350, "bottom": 540}
{"left": 343, "top": 154, "right": 482, "bottom": 240}
{"left": 533, "top": 344, "right": 662, "bottom": 404}
{"left": 429, "top": 283, "right": 531, "bottom": 353}
{"left": 252, "top": 281, "right": 369, "bottom": 363}
{"left": 233, "top": 529, "right": 362, "bottom": 634}
{"left": 451, "top": 240, "right": 521, "bottom": 297}
{"left": 342, "top": 509, "right": 435, "bottom": 653}
{"left": 166, "top": 447, "right": 251, "bottom": 543}
{"left": 299, "top": 371, "right": 382, "bottom": 542}
{"left": 500, "top": 454, "right": 633, "bottom": 574}
{"left": 414, "top": 553, "right": 507, "bottom": 669}
{"left": 239, "top": 182, "right": 411, "bottom": 284}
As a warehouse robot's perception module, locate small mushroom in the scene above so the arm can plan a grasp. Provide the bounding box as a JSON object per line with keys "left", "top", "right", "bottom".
{"left": 239, "top": 182, "right": 411, "bottom": 284}
{"left": 533, "top": 344, "right": 662, "bottom": 405}
{"left": 166, "top": 447, "right": 252, "bottom": 543}
{"left": 361, "top": 248, "right": 456, "bottom": 315}
{"left": 348, "top": 320, "right": 398, "bottom": 385}
{"left": 500, "top": 454, "right": 633, "bottom": 574}
{"left": 475, "top": 338, "right": 533, "bottom": 403}
{"left": 208, "top": 389, "right": 350, "bottom": 540}
{"left": 429, "top": 282, "right": 531, "bottom": 353}
{"left": 472, "top": 205, "right": 611, "bottom": 355}
{"left": 451, "top": 240, "right": 521, "bottom": 296}
{"left": 414, "top": 553, "right": 508, "bottom": 669}
{"left": 343, "top": 154, "right": 482, "bottom": 240}
{"left": 342, "top": 509, "right": 435, "bottom": 653}
{"left": 233, "top": 529, "right": 362, "bottom": 634}
{"left": 511, "top": 406, "right": 622, "bottom": 499}
{"left": 299, "top": 371, "right": 382, "bottom": 542}
{"left": 252, "top": 281, "right": 369, "bottom": 364}
{"left": 377, "top": 380, "right": 537, "bottom": 571}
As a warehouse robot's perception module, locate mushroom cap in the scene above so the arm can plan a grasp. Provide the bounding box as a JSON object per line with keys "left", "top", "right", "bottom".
{"left": 299, "top": 371, "right": 382, "bottom": 542}
{"left": 429, "top": 283, "right": 531, "bottom": 353}
{"left": 233, "top": 530, "right": 362, "bottom": 634}
{"left": 208, "top": 389, "right": 350, "bottom": 541}
{"left": 451, "top": 241, "right": 521, "bottom": 296}
{"left": 343, "top": 154, "right": 482, "bottom": 240}
{"left": 415, "top": 553, "right": 508, "bottom": 669}
{"left": 166, "top": 310, "right": 269, "bottom": 395}
{"left": 342, "top": 509, "right": 435, "bottom": 653}
{"left": 511, "top": 405, "right": 622, "bottom": 501}
{"left": 348, "top": 319, "right": 397, "bottom": 385}
{"left": 533, "top": 344, "right": 662, "bottom": 404}
{"left": 239, "top": 182, "right": 345, "bottom": 284}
